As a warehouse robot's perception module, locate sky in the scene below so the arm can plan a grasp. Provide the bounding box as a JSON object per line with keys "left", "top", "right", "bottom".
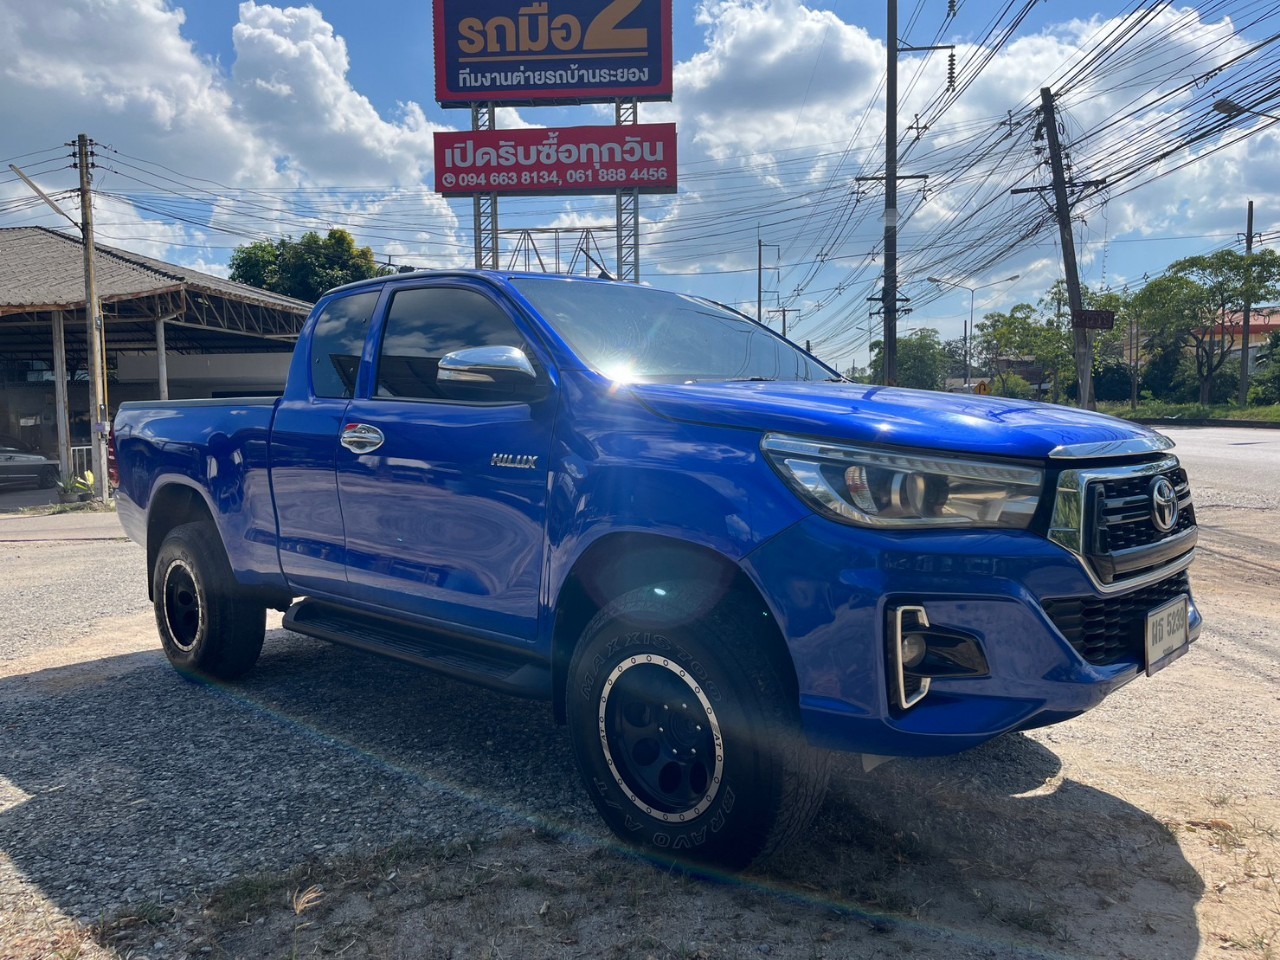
{"left": 1, "top": 0, "right": 1278, "bottom": 373}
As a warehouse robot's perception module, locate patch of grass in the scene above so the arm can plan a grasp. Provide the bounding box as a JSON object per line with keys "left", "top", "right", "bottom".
{"left": 209, "top": 863, "right": 317, "bottom": 923}
{"left": 1223, "top": 925, "right": 1277, "bottom": 956}
{"left": 1098, "top": 400, "right": 1280, "bottom": 423}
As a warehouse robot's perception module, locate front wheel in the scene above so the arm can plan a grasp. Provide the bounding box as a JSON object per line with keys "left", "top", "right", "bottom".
{"left": 153, "top": 521, "right": 265, "bottom": 680}
{"left": 566, "top": 585, "right": 829, "bottom": 870}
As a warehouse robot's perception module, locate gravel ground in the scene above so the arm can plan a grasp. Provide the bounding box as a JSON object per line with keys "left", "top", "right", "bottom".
{"left": 0, "top": 538, "right": 143, "bottom": 661}
{"left": 1, "top": 431, "right": 1277, "bottom": 959}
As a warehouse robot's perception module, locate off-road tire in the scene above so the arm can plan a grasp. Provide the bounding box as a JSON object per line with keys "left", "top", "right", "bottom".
{"left": 566, "top": 583, "right": 830, "bottom": 870}
{"left": 153, "top": 521, "right": 265, "bottom": 680}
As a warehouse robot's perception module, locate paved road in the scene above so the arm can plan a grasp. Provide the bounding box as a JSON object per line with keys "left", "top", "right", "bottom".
{"left": 1159, "top": 425, "right": 1280, "bottom": 510}
{"left": 0, "top": 486, "right": 60, "bottom": 514}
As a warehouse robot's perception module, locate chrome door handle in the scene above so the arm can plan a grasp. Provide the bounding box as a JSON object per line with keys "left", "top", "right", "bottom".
{"left": 340, "top": 423, "right": 385, "bottom": 454}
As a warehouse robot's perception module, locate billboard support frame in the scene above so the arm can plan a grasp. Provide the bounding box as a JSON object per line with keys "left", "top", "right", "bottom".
{"left": 471, "top": 103, "right": 499, "bottom": 270}
{"left": 616, "top": 98, "right": 640, "bottom": 283}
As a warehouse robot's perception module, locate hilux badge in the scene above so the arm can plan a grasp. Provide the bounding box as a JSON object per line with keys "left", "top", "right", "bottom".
{"left": 491, "top": 453, "right": 538, "bottom": 470}
{"left": 1150, "top": 476, "right": 1179, "bottom": 533}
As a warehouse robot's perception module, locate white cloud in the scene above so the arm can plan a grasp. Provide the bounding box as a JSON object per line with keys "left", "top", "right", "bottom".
{"left": 0, "top": 0, "right": 465, "bottom": 271}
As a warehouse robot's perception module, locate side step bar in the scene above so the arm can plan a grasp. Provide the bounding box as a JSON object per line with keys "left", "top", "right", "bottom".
{"left": 283, "top": 598, "right": 551, "bottom": 699}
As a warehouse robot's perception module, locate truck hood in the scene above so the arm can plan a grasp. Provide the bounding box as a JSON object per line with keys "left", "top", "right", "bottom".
{"left": 629, "top": 380, "right": 1170, "bottom": 460}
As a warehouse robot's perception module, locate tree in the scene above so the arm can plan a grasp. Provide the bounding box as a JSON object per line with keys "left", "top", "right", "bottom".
{"left": 973, "top": 303, "right": 1037, "bottom": 395}
{"left": 1155, "top": 249, "right": 1280, "bottom": 405}
{"left": 1070, "top": 287, "right": 1138, "bottom": 405}
{"left": 991, "top": 372, "right": 1034, "bottom": 399}
{"left": 942, "top": 337, "right": 967, "bottom": 382}
{"left": 1247, "top": 331, "right": 1280, "bottom": 406}
{"left": 229, "top": 229, "right": 390, "bottom": 303}
{"left": 868, "top": 329, "right": 948, "bottom": 391}
{"left": 1129, "top": 274, "right": 1206, "bottom": 403}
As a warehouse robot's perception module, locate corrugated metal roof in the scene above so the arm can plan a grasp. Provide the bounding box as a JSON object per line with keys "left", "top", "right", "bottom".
{"left": 0, "top": 226, "right": 310, "bottom": 315}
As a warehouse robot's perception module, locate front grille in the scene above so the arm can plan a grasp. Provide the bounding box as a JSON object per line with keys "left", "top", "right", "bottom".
{"left": 1092, "top": 467, "right": 1196, "bottom": 554}
{"left": 1042, "top": 572, "right": 1190, "bottom": 666}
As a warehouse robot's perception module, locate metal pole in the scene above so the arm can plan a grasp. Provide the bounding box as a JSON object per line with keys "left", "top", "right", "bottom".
{"left": 1130, "top": 313, "right": 1139, "bottom": 411}
{"left": 1238, "top": 200, "right": 1254, "bottom": 406}
{"left": 757, "top": 238, "right": 763, "bottom": 324}
{"left": 883, "top": 0, "right": 899, "bottom": 386}
{"left": 966, "top": 287, "right": 974, "bottom": 387}
{"left": 51, "top": 310, "right": 71, "bottom": 479}
{"left": 76, "top": 133, "right": 109, "bottom": 500}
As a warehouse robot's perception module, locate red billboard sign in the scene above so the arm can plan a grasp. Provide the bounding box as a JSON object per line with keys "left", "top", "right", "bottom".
{"left": 434, "top": 0, "right": 673, "bottom": 107}
{"left": 434, "top": 123, "right": 677, "bottom": 196}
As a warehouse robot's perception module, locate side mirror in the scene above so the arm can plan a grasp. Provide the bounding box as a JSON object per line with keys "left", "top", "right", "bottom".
{"left": 437, "top": 345, "right": 541, "bottom": 401}
{"left": 438, "top": 345, "right": 536, "bottom": 383}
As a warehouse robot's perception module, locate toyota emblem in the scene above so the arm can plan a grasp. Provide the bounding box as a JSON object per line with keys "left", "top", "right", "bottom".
{"left": 1150, "top": 476, "right": 1179, "bottom": 534}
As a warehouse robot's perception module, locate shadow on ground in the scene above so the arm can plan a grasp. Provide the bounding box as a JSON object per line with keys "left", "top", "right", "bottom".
{"left": 0, "top": 629, "right": 1203, "bottom": 959}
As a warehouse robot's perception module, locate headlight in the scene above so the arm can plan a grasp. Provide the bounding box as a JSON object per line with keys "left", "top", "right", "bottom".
{"left": 762, "top": 434, "right": 1043, "bottom": 529}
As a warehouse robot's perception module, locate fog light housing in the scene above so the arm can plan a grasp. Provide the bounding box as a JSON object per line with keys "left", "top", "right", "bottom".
{"left": 891, "top": 606, "right": 932, "bottom": 709}
{"left": 888, "top": 607, "right": 992, "bottom": 711}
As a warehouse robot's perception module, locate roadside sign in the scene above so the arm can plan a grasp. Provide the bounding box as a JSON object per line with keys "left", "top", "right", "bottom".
{"left": 434, "top": 124, "right": 677, "bottom": 196}
{"left": 1072, "top": 309, "right": 1115, "bottom": 330}
{"left": 434, "top": 0, "right": 674, "bottom": 107}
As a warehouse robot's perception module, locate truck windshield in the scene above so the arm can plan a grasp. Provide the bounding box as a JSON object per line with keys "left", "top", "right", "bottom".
{"left": 510, "top": 277, "right": 835, "bottom": 383}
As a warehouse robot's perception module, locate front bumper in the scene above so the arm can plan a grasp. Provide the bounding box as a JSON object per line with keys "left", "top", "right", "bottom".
{"left": 741, "top": 515, "right": 1201, "bottom": 757}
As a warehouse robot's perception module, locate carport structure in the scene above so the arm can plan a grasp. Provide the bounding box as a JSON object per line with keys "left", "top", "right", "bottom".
{"left": 0, "top": 226, "right": 310, "bottom": 477}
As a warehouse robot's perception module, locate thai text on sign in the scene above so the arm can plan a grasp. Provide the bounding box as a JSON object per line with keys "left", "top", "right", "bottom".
{"left": 434, "top": 124, "right": 677, "bottom": 196}
{"left": 434, "top": 0, "right": 673, "bottom": 106}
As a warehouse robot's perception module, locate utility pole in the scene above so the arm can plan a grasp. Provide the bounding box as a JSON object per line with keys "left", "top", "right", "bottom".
{"left": 75, "top": 134, "right": 110, "bottom": 501}
{"left": 1238, "top": 200, "right": 1256, "bottom": 406}
{"left": 876, "top": 0, "right": 951, "bottom": 386}
{"left": 1039, "top": 88, "right": 1093, "bottom": 410}
{"left": 1130, "top": 311, "right": 1139, "bottom": 411}
{"left": 883, "top": 0, "right": 899, "bottom": 387}
{"left": 768, "top": 306, "right": 798, "bottom": 339}
{"left": 757, "top": 239, "right": 778, "bottom": 324}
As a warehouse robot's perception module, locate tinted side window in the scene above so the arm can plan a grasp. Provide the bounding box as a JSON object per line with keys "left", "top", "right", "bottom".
{"left": 310, "top": 291, "right": 380, "bottom": 399}
{"left": 376, "top": 287, "right": 529, "bottom": 400}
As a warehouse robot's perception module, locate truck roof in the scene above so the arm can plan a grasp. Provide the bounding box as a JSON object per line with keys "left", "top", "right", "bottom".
{"left": 324, "top": 269, "right": 621, "bottom": 298}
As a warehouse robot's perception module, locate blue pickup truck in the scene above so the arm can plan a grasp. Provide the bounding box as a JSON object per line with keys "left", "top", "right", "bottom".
{"left": 114, "top": 270, "right": 1200, "bottom": 868}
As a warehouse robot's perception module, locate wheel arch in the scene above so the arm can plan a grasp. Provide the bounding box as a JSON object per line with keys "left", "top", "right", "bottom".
{"left": 145, "top": 482, "right": 217, "bottom": 600}
{"left": 550, "top": 532, "right": 797, "bottom": 724}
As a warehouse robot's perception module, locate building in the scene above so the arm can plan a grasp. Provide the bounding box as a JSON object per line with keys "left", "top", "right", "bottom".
{"left": 0, "top": 226, "right": 310, "bottom": 475}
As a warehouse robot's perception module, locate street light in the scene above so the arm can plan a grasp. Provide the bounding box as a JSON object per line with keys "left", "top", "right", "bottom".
{"left": 926, "top": 274, "right": 1020, "bottom": 388}
{"left": 1213, "top": 98, "right": 1280, "bottom": 122}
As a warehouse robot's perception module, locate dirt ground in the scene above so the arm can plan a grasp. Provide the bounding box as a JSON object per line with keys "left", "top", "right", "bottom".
{"left": 2, "top": 506, "right": 1278, "bottom": 960}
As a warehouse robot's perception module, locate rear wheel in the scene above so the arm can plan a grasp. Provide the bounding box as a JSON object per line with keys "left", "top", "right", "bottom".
{"left": 153, "top": 521, "right": 265, "bottom": 680}
{"left": 566, "top": 584, "right": 829, "bottom": 870}
{"left": 38, "top": 467, "right": 58, "bottom": 489}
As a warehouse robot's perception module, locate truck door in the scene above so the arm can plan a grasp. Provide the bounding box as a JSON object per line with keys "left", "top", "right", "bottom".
{"left": 335, "top": 281, "right": 555, "bottom": 643}
{"left": 272, "top": 289, "right": 381, "bottom": 595}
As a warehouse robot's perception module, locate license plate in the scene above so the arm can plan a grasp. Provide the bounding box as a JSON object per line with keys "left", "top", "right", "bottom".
{"left": 1145, "top": 594, "right": 1189, "bottom": 676}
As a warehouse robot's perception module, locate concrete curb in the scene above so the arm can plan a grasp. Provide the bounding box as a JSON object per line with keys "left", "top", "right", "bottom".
{"left": 0, "top": 511, "right": 127, "bottom": 542}
{"left": 1129, "top": 418, "right": 1280, "bottom": 429}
